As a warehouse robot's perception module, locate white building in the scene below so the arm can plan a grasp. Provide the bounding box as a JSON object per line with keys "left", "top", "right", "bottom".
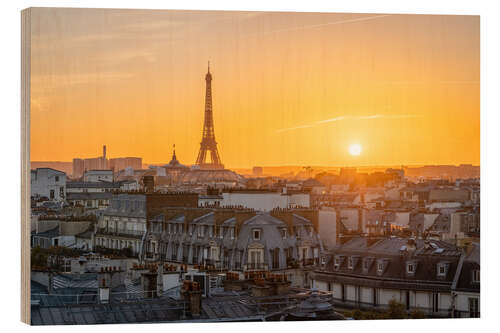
{"left": 221, "top": 190, "right": 310, "bottom": 211}
{"left": 84, "top": 169, "right": 113, "bottom": 182}
{"left": 31, "top": 168, "right": 66, "bottom": 201}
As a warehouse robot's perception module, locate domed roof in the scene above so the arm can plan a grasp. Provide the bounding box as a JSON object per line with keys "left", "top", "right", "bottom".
{"left": 182, "top": 169, "right": 245, "bottom": 184}
{"left": 164, "top": 145, "right": 189, "bottom": 169}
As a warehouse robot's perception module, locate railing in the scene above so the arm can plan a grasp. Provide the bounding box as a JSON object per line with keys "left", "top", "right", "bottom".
{"left": 244, "top": 263, "right": 269, "bottom": 271}
{"left": 331, "top": 298, "right": 453, "bottom": 317}
{"left": 302, "top": 258, "right": 318, "bottom": 267}
{"left": 96, "top": 228, "right": 144, "bottom": 239}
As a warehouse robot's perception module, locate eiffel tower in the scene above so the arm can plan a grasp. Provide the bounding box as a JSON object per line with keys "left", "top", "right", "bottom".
{"left": 195, "top": 62, "right": 224, "bottom": 170}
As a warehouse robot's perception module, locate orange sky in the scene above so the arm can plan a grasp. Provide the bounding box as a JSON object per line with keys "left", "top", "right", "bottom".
{"left": 30, "top": 8, "right": 479, "bottom": 168}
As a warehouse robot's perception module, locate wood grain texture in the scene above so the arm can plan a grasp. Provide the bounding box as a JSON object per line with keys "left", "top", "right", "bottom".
{"left": 21, "top": 7, "right": 31, "bottom": 325}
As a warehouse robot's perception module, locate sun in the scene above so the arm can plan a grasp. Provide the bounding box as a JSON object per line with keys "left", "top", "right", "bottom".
{"left": 349, "top": 143, "right": 362, "bottom": 156}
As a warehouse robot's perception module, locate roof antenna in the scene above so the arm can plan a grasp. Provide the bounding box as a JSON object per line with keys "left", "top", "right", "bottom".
{"left": 208, "top": 61, "right": 210, "bottom": 73}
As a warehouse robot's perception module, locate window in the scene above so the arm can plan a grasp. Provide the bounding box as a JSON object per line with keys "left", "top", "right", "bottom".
{"left": 438, "top": 264, "right": 447, "bottom": 276}
{"left": 280, "top": 228, "right": 287, "bottom": 239}
{"left": 50, "top": 190, "right": 55, "bottom": 200}
{"left": 363, "top": 259, "right": 370, "bottom": 270}
{"left": 472, "top": 269, "right": 480, "bottom": 283}
{"left": 348, "top": 257, "right": 353, "bottom": 269}
{"left": 432, "top": 293, "right": 439, "bottom": 312}
{"left": 55, "top": 176, "right": 59, "bottom": 182}
{"left": 219, "top": 227, "right": 224, "bottom": 239}
{"left": 468, "top": 298, "right": 479, "bottom": 318}
{"left": 272, "top": 248, "right": 280, "bottom": 269}
{"left": 253, "top": 229, "right": 261, "bottom": 240}
{"left": 407, "top": 263, "right": 415, "bottom": 274}
{"left": 230, "top": 228, "right": 234, "bottom": 240}
{"left": 334, "top": 257, "right": 341, "bottom": 269}
{"left": 377, "top": 262, "right": 384, "bottom": 273}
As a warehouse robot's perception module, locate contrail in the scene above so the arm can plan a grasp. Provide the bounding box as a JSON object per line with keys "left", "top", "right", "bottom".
{"left": 276, "top": 114, "right": 420, "bottom": 133}
{"left": 256, "top": 14, "right": 391, "bottom": 36}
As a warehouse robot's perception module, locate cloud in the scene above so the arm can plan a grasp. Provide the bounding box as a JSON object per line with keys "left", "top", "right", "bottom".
{"left": 276, "top": 114, "right": 420, "bottom": 133}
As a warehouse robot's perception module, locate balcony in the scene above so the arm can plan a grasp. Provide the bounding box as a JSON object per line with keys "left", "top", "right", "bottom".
{"left": 145, "top": 252, "right": 158, "bottom": 261}
{"left": 96, "top": 228, "right": 144, "bottom": 239}
{"left": 244, "top": 263, "right": 269, "bottom": 271}
{"left": 302, "top": 258, "right": 318, "bottom": 267}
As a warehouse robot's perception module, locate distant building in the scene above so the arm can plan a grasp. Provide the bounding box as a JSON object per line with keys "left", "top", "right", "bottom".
{"left": 95, "top": 192, "right": 199, "bottom": 256}
{"left": 84, "top": 170, "right": 113, "bottom": 182}
{"left": 66, "top": 192, "right": 112, "bottom": 210}
{"left": 144, "top": 207, "right": 322, "bottom": 287}
{"left": 339, "top": 168, "right": 357, "bottom": 184}
{"left": 31, "top": 216, "right": 94, "bottom": 248}
{"left": 31, "top": 168, "right": 66, "bottom": 201}
{"left": 109, "top": 157, "right": 142, "bottom": 173}
{"left": 221, "top": 189, "right": 310, "bottom": 211}
{"left": 73, "top": 145, "right": 109, "bottom": 178}
{"left": 66, "top": 181, "right": 121, "bottom": 193}
{"left": 252, "top": 166, "right": 263, "bottom": 176}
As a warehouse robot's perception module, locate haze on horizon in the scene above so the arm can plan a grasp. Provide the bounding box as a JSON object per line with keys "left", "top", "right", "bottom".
{"left": 30, "top": 8, "right": 479, "bottom": 169}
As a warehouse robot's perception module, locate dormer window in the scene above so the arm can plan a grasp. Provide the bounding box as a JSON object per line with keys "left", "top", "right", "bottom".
{"left": 407, "top": 263, "right": 415, "bottom": 274}
{"left": 230, "top": 228, "right": 235, "bottom": 240}
{"left": 377, "top": 262, "right": 384, "bottom": 272}
{"left": 437, "top": 262, "right": 449, "bottom": 277}
{"left": 281, "top": 228, "right": 287, "bottom": 239}
{"left": 253, "top": 229, "right": 261, "bottom": 240}
{"left": 167, "top": 223, "right": 171, "bottom": 234}
{"left": 348, "top": 257, "right": 354, "bottom": 269}
{"left": 472, "top": 269, "right": 480, "bottom": 283}
{"left": 219, "top": 227, "right": 224, "bottom": 239}
{"left": 197, "top": 226, "right": 204, "bottom": 238}
{"left": 334, "top": 258, "right": 341, "bottom": 269}
{"left": 334, "top": 255, "right": 344, "bottom": 269}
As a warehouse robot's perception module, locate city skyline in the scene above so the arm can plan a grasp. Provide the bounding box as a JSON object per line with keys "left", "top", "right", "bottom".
{"left": 30, "top": 9, "right": 479, "bottom": 168}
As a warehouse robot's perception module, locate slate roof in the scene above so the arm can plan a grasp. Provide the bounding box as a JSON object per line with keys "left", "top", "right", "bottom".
{"left": 32, "top": 226, "right": 59, "bottom": 238}
{"left": 67, "top": 192, "right": 112, "bottom": 200}
{"left": 317, "top": 237, "right": 463, "bottom": 291}
{"left": 67, "top": 182, "right": 120, "bottom": 189}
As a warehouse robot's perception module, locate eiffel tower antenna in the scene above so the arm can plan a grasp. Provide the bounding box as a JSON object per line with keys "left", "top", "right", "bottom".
{"left": 195, "top": 62, "right": 224, "bottom": 169}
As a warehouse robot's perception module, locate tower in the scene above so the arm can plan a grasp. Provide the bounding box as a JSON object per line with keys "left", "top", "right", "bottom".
{"left": 195, "top": 62, "right": 224, "bottom": 169}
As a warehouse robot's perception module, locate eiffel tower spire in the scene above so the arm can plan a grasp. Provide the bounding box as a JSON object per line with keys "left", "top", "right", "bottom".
{"left": 195, "top": 63, "right": 224, "bottom": 169}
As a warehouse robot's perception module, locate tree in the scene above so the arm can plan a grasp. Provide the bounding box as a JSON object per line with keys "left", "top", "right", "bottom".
{"left": 386, "top": 299, "right": 408, "bottom": 319}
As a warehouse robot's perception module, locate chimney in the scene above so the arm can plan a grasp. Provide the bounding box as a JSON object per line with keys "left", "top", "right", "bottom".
{"left": 143, "top": 175, "right": 155, "bottom": 193}
{"left": 406, "top": 238, "right": 417, "bottom": 254}
{"left": 98, "top": 268, "right": 111, "bottom": 304}
{"left": 156, "top": 264, "right": 164, "bottom": 296}
{"left": 48, "top": 272, "right": 54, "bottom": 295}
{"left": 141, "top": 269, "right": 158, "bottom": 298}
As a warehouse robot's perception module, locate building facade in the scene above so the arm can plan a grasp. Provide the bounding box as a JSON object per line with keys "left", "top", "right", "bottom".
{"left": 310, "top": 236, "right": 480, "bottom": 318}
{"left": 31, "top": 168, "right": 66, "bottom": 201}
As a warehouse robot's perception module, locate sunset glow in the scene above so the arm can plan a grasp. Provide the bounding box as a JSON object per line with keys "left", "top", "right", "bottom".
{"left": 349, "top": 144, "right": 362, "bottom": 156}
{"left": 30, "top": 9, "right": 480, "bottom": 168}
